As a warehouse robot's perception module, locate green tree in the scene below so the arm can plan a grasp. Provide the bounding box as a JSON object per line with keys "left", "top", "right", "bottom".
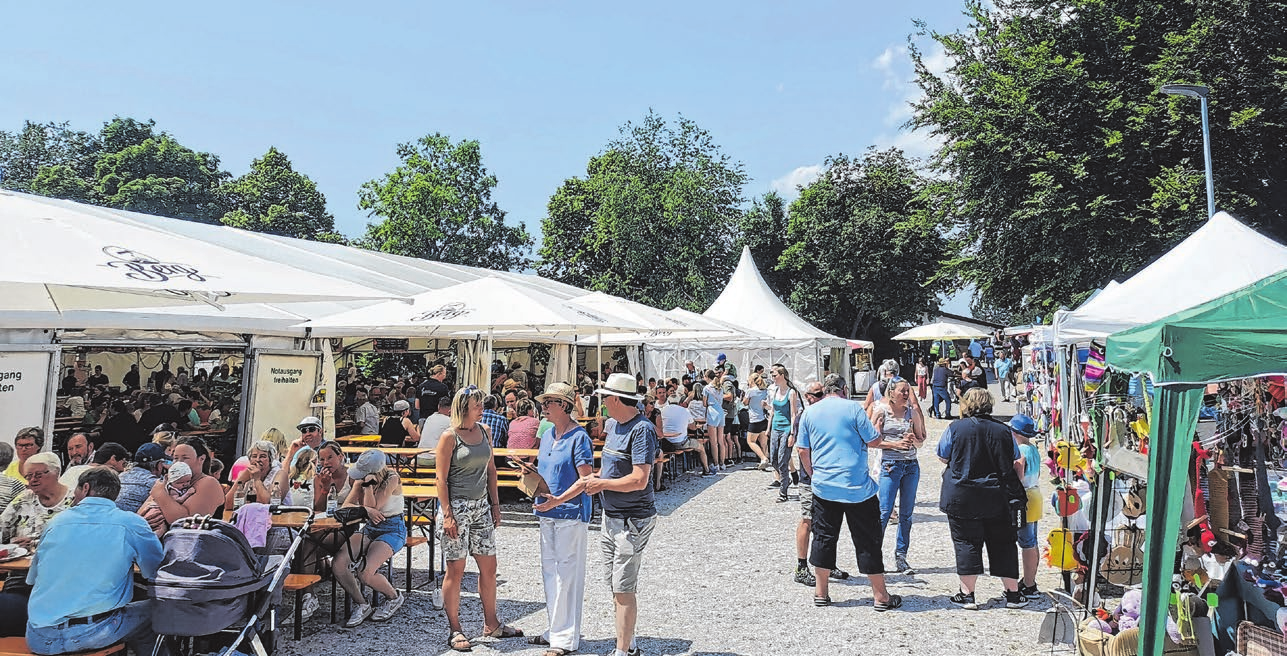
{"left": 538, "top": 111, "right": 748, "bottom": 311}
{"left": 909, "top": 0, "right": 1287, "bottom": 317}
{"left": 781, "top": 148, "right": 948, "bottom": 340}
{"left": 221, "top": 147, "right": 342, "bottom": 241}
{"left": 94, "top": 133, "right": 229, "bottom": 223}
{"left": 736, "top": 191, "right": 793, "bottom": 300}
{"left": 0, "top": 121, "right": 98, "bottom": 193}
{"left": 359, "top": 134, "right": 531, "bottom": 270}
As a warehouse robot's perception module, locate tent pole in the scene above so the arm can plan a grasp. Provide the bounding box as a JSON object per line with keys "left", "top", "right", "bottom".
{"left": 487, "top": 328, "right": 494, "bottom": 387}
{"left": 597, "top": 331, "right": 603, "bottom": 384}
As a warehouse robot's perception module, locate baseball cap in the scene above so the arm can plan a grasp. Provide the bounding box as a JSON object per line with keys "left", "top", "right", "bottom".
{"left": 1009, "top": 414, "right": 1038, "bottom": 437}
{"left": 392, "top": 399, "right": 410, "bottom": 412}
{"left": 349, "top": 449, "right": 385, "bottom": 479}
{"left": 296, "top": 416, "right": 322, "bottom": 431}
{"left": 716, "top": 353, "right": 727, "bottom": 362}
{"left": 134, "top": 443, "right": 171, "bottom": 465}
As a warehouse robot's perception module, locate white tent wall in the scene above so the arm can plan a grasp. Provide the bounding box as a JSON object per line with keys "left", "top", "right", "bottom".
{"left": 549, "top": 344, "right": 576, "bottom": 386}
{"left": 643, "top": 341, "right": 829, "bottom": 386}
{"left": 0, "top": 345, "right": 60, "bottom": 449}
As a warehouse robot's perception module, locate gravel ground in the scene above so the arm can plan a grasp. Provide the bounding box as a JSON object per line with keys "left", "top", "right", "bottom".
{"left": 276, "top": 381, "right": 1066, "bottom": 656}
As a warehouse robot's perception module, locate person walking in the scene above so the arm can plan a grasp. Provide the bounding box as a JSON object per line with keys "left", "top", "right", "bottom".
{"left": 582, "top": 373, "right": 658, "bottom": 656}
{"left": 743, "top": 373, "right": 771, "bottom": 469}
{"left": 930, "top": 358, "right": 953, "bottom": 419}
{"left": 434, "top": 387, "right": 523, "bottom": 650}
{"left": 915, "top": 357, "right": 929, "bottom": 400}
{"left": 528, "top": 383, "right": 595, "bottom": 656}
{"left": 997, "top": 353, "right": 1015, "bottom": 402}
{"left": 874, "top": 379, "right": 927, "bottom": 575}
{"left": 766, "top": 365, "right": 803, "bottom": 503}
{"left": 702, "top": 370, "right": 727, "bottom": 472}
{"left": 796, "top": 374, "right": 907, "bottom": 611}
{"left": 936, "top": 388, "right": 1027, "bottom": 610}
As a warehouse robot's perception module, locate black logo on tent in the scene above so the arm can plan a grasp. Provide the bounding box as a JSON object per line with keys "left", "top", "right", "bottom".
{"left": 411, "top": 302, "right": 473, "bottom": 321}
{"left": 102, "top": 247, "right": 207, "bottom": 283}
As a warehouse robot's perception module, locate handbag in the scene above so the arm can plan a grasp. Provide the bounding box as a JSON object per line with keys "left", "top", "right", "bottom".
{"left": 332, "top": 506, "right": 368, "bottom": 526}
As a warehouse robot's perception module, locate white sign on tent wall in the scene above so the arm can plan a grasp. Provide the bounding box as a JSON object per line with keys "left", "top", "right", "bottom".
{"left": 0, "top": 351, "right": 54, "bottom": 446}
{"left": 248, "top": 353, "right": 320, "bottom": 445}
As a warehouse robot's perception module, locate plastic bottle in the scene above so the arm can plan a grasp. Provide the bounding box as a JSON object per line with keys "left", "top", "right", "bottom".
{"left": 326, "top": 485, "right": 338, "bottom": 515}
{"left": 270, "top": 480, "right": 281, "bottom": 506}
{"left": 233, "top": 483, "right": 246, "bottom": 509}
{"left": 244, "top": 482, "right": 257, "bottom": 505}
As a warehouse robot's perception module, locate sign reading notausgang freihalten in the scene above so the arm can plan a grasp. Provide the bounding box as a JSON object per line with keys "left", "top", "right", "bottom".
{"left": 0, "top": 351, "right": 54, "bottom": 447}
{"left": 248, "top": 353, "right": 320, "bottom": 444}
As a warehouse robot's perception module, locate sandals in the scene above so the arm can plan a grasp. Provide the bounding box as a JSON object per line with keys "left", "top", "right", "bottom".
{"left": 528, "top": 635, "right": 551, "bottom": 646}
{"left": 483, "top": 624, "right": 524, "bottom": 639}
{"left": 543, "top": 650, "right": 571, "bottom": 656}
{"left": 813, "top": 595, "right": 832, "bottom": 607}
{"left": 874, "top": 594, "right": 904, "bottom": 612}
{"left": 448, "top": 631, "right": 472, "bottom": 652}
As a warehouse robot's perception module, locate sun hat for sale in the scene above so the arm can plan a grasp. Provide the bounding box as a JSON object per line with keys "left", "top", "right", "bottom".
{"left": 349, "top": 449, "right": 385, "bottom": 479}
{"left": 595, "top": 373, "right": 643, "bottom": 401}
{"left": 536, "top": 382, "right": 577, "bottom": 406}
{"left": 296, "top": 416, "right": 322, "bottom": 431}
{"left": 1009, "top": 414, "right": 1039, "bottom": 437}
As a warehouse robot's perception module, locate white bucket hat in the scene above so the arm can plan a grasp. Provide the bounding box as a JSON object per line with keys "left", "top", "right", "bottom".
{"left": 595, "top": 372, "right": 642, "bottom": 401}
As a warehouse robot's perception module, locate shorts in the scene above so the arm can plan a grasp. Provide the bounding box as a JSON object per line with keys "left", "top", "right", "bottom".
{"left": 661, "top": 437, "right": 701, "bottom": 452}
{"left": 748, "top": 419, "right": 768, "bottom": 433}
{"left": 363, "top": 515, "right": 407, "bottom": 553}
{"left": 1017, "top": 520, "right": 1038, "bottom": 549}
{"left": 438, "top": 498, "right": 497, "bottom": 561}
{"left": 946, "top": 514, "right": 1019, "bottom": 579}
{"left": 601, "top": 515, "right": 656, "bottom": 593}
{"left": 705, "top": 405, "right": 725, "bottom": 426}
{"left": 799, "top": 483, "right": 813, "bottom": 518}
{"left": 724, "top": 416, "right": 735, "bottom": 431}
{"left": 809, "top": 494, "right": 884, "bottom": 575}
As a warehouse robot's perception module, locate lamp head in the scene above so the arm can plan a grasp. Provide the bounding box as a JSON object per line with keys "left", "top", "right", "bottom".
{"left": 1160, "top": 84, "right": 1209, "bottom": 99}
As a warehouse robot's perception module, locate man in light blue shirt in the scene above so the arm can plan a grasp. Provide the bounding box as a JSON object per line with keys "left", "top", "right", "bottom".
{"left": 25, "top": 468, "right": 163, "bottom": 656}
{"left": 797, "top": 374, "right": 909, "bottom": 612}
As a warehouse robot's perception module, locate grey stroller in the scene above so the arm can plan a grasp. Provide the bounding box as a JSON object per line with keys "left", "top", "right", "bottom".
{"left": 150, "top": 506, "right": 315, "bottom": 656}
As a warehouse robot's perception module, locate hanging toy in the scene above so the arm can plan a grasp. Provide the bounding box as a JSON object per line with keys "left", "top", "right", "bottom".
{"left": 1052, "top": 440, "right": 1088, "bottom": 475}
{"left": 1121, "top": 485, "right": 1146, "bottom": 519}
{"left": 1053, "top": 485, "right": 1083, "bottom": 517}
{"left": 1045, "top": 528, "right": 1079, "bottom": 571}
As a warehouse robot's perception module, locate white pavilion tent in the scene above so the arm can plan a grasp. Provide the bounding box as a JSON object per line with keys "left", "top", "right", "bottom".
{"left": 1052, "top": 212, "right": 1287, "bottom": 346}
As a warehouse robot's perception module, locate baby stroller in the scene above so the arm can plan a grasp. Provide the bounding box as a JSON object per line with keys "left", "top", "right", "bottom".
{"left": 150, "top": 506, "right": 316, "bottom": 656}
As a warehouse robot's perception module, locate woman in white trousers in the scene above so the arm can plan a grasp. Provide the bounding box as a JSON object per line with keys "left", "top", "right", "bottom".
{"left": 530, "top": 382, "right": 596, "bottom": 656}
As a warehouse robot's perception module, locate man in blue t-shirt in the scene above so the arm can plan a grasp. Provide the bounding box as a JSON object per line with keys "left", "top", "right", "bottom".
{"left": 583, "top": 373, "right": 657, "bottom": 656}
{"left": 797, "top": 374, "right": 909, "bottom": 612}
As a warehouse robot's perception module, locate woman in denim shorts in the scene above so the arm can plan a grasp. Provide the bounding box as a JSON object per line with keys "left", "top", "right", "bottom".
{"left": 435, "top": 386, "right": 524, "bottom": 652}
{"left": 333, "top": 449, "right": 407, "bottom": 628}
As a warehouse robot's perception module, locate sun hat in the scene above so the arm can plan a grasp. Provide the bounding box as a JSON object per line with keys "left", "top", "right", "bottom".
{"left": 166, "top": 461, "right": 192, "bottom": 484}
{"left": 595, "top": 373, "right": 643, "bottom": 401}
{"left": 1009, "top": 414, "right": 1038, "bottom": 437}
{"left": 296, "top": 416, "right": 322, "bottom": 431}
{"left": 134, "top": 443, "right": 171, "bottom": 465}
{"left": 349, "top": 449, "right": 385, "bottom": 479}
{"left": 536, "top": 382, "right": 577, "bottom": 406}
{"left": 392, "top": 399, "right": 410, "bottom": 412}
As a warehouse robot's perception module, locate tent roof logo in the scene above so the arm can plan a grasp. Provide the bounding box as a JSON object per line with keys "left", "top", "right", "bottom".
{"left": 411, "top": 302, "right": 473, "bottom": 322}
{"left": 101, "top": 245, "right": 208, "bottom": 284}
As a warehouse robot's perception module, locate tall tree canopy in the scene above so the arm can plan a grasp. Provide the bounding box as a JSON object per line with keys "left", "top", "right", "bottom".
{"left": 736, "top": 191, "right": 793, "bottom": 301}
{"left": 359, "top": 134, "right": 531, "bottom": 270}
{"left": 538, "top": 111, "right": 748, "bottom": 311}
{"left": 221, "top": 147, "right": 342, "bottom": 242}
{"left": 780, "top": 148, "right": 949, "bottom": 340}
{"left": 910, "top": 0, "right": 1287, "bottom": 317}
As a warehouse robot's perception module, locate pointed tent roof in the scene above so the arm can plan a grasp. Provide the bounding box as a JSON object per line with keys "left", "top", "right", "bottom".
{"left": 1053, "top": 211, "right": 1287, "bottom": 346}
{"left": 703, "top": 247, "right": 846, "bottom": 346}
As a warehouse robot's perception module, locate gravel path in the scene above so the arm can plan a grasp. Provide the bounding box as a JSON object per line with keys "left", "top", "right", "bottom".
{"left": 277, "top": 382, "right": 1063, "bottom": 656}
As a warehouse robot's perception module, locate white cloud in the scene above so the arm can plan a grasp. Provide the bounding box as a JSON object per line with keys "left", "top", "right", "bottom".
{"left": 770, "top": 164, "right": 824, "bottom": 199}
{"left": 870, "top": 40, "right": 951, "bottom": 162}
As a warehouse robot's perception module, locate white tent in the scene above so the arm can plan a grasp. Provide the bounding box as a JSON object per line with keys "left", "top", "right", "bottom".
{"left": 892, "top": 321, "right": 990, "bottom": 341}
{"left": 642, "top": 247, "right": 849, "bottom": 384}
{"left": 1052, "top": 212, "right": 1287, "bottom": 345}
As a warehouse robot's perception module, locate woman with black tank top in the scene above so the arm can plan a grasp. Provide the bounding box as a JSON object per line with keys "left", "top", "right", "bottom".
{"left": 378, "top": 399, "right": 420, "bottom": 447}
{"left": 434, "top": 386, "right": 523, "bottom": 651}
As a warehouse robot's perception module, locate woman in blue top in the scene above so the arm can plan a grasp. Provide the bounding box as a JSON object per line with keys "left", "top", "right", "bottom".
{"left": 766, "top": 365, "right": 803, "bottom": 503}
{"left": 702, "top": 370, "right": 728, "bottom": 472}
{"left": 530, "top": 383, "right": 595, "bottom": 656}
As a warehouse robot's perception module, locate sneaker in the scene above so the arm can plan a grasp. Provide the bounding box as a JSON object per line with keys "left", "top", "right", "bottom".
{"left": 1005, "top": 589, "right": 1030, "bottom": 608}
{"left": 1019, "top": 582, "right": 1040, "bottom": 600}
{"left": 829, "top": 567, "right": 850, "bottom": 580}
{"left": 767, "top": 481, "right": 781, "bottom": 489}
{"left": 371, "top": 592, "right": 405, "bottom": 622}
{"left": 776, "top": 494, "right": 789, "bottom": 503}
{"left": 950, "top": 590, "right": 978, "bottom": 610}
{"left": 793, "top": 565, "right": 816, "bottom": 586}
{"left": 283, "top": 592, "right": 319, "bottom": 626}
{"left": 894, "top": 553, "right": 914, "bottom": 575}
{"left": 701, "top": 468, "right": 715, "bottom": 477}
{"left": 345, "top": 601, "right": 374, "bottom": 628}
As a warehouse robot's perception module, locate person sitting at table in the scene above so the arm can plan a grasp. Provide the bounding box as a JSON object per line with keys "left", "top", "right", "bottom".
{"left": 117, "top": 443, "right": 170, "bottom": 514}
{"left": 22, "top": 467, "right": 165, "bottom": 656}
{"left": 479, "top": 395, "right": 510, "bottom": 447}
{"left": 100, "top": 401, "right": 141, "bottom": 454}
{"left": 436, "top": 386, "right": 524, "bottom": 651}
{"left": 355, "top": 391, "right": 380, "bottom": 435}
{"left": 0, "top": 444, "right": 24, "bottom": 511}
{"left": 378, "top": 399, "right": 421, "bottom": 447}
{"left": 140, "top": 437, "right": 223, "bottom": 536}
{"left": 507, "top": 399, "right": 541, "bottom": 451}
{"left": 418, "top": 396, "right": 452, "bottom": 467}
{"left": 60, "top": 442, "right": 129, "bottom": 487}
{"left": 150, "top": 430, "right": 177, "bottom": 459}
{"left": 139, "top": 462, "right": 194, "bottom": 537}
{"left": 7, "top": 427, "right": 44, "bottom": 484}
{"left": 229, "top": 428, "right": 285, "bottom": 482}
{"left": 333, "top": 449, "right": 407, "bottom": 628}
{"left": 0, "top": 452, "right": 76, "bottom": 637}
{"left": 223, "top": 440, "right": 278, "bottom": 510}
{"left": 293, "top": 416, "right": 325, "bottom": 452}
{"left": 658, "top": 392, "right": 710, "bottom": 483}
{"left": 528, "top": 383, "right": 595, "bottom": 656}
{"left": 274, "top": 438, "right": 351, "bottom": 626}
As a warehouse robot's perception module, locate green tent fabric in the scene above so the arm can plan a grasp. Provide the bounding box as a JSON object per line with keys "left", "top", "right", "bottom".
{"left": 1107, "top": 268, "right": 1287, "bottom": 656}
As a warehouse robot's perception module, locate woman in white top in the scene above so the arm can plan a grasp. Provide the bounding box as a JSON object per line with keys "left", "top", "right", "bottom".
{"left": 873, "top": 379, "right": 926, "bottom": 575}
{"left": 333, "top": 449, "right": 406, "bottom": 628}
{"left": 742, "top": 373, "right": 771, "bottom": 470}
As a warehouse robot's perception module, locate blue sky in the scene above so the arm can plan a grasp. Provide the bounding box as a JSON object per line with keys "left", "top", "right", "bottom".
{"left": 3, "top": 1, "right": 973, "bottom": 312}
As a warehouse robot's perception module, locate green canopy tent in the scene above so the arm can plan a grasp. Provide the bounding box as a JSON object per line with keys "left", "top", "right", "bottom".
{"left": 1106, "top": 267, "right": 1287, "bottom": 656}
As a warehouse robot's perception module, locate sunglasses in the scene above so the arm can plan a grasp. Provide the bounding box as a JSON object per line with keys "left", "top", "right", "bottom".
{"left": 457, "top": 385, "right": 479, "bottom": 396}
{"left": 300, "top": 426, "right": 321, "bottom": 434}
{"left": 807, "top": 391, "right": 824, "bottom": 399}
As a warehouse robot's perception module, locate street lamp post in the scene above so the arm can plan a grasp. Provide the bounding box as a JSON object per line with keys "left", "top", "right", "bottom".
{"left": 1160, "top": 83, "right": 1215, "bottom": 218}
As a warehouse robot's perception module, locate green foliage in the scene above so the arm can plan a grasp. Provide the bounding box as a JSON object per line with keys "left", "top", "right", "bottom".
{"left": 537, "top": 111, "right": 748, "bottom": 311}
{"left": 910, "top": 0, "right": 1287, "bottom": 317}
{"left": 221, "top": 147, "right": 341, "bottom": 241}
{"left": 358, "top": 134, "right": 531, "bottom": 270}
{"left": 780, "top": 148, "right": 949, "bottom": 340}
{"left": 736, "top": 192, "right": 793, "bottom": 300}
{"left": 0, "top": 121, "right": 98, "bottom": 193}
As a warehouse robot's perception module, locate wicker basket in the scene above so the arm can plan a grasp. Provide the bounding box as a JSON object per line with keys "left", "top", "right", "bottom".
{"left": 1238, "top": 621, "right": 1287, "bottom": 656}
